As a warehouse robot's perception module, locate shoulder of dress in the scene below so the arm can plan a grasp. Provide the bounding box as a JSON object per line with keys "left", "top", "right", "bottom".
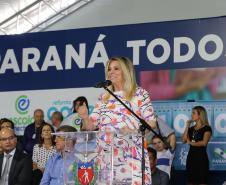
{"left": 136, "top": 86, "right": 149, "bottom": 94}
{"left": 136, "top": 86, "right": 143, "bottom": 91}
{"left": 98, "top": 93, "right": 105, "bottom": 101}
{"left": 204, "top": 125, "right": 212, "bottom": 131}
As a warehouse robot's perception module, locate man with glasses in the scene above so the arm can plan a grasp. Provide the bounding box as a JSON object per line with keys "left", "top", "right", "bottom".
{"left": 0, "top": 128, "right": 32, "bottom": 185}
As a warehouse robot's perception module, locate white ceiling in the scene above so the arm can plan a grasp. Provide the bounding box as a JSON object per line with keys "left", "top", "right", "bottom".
{"left": 1, "top": 0, "right": 226, "bottom": 34}
{"left": 45, "top": 0, "right": 226, "bottom": 32}
{"left": 0, "top": 0, "right": 36, "bottom": 22}
{"left": 0, "top": 0, "right": 93, "bottom": 34}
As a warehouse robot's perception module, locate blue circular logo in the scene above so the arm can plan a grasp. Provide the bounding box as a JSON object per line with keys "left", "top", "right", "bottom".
{"left": 15, "top": 95, "right": 30, "bottom": 115}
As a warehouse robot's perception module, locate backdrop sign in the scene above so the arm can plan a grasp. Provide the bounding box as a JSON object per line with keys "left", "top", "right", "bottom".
{"left": 0, "top": 88, "right": 102, "bottom": 135}
{"left": 1, "top": 17, "right": 226, "bottom": 91}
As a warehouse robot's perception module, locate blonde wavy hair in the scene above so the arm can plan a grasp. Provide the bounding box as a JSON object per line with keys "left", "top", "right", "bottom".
{"left": 193, "top": 106, "right": 210, "bottom": 126}
{"left": 102, "top": 56, "right": 137, "bottom": 102}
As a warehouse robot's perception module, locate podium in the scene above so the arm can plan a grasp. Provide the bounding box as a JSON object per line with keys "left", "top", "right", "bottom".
{"left": 56, "top": 131, "right": 144, "bottom": 185}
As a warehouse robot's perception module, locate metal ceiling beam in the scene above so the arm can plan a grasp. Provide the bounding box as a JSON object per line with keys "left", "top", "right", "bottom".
{"left": 28, "top": 0, "right": 94, "bottom": 32}
{"left": 0, "top": 0, "right": 94, "bottom": 35}
{"left": 0, "top": 0, "right": 42, "bottom": 27}
{"left": 42, "top": 0, "right": 58, "bottom": 13}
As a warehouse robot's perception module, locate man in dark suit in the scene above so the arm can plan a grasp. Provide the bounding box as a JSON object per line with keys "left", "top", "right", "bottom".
{"left": 23, "top": 109, "right": 45, "bottom": 155}
{"left": 0, "top": 127, "right": 32, "bottom": 185}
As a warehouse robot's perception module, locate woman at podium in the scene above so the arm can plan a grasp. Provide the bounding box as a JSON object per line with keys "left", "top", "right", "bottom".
{"left": 78, "top": 56, "right": 155, "bottom": 185}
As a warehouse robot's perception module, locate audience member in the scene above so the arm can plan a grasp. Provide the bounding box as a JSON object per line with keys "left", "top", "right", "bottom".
{"left": 0, "top": 128, "right": 32, "bottom": 185}
{"left": 23, "top": 109, "right": 45, "bottom": 155}
{"left": 61, "top": 96, "right": 90, "bottom": 131}
{"left": 0, "top": 118, "right": 15, "bottom": 154}
{"left": 0, "top": 118, "right": 14, "bottom": 130}
{"left": 40, "top": 125, "right": 77, "bottom": 185}
{"left": 50, "top": 111, "right": 63, "bottom": 131}
{"left": 148, "top": 147, "right": 169, "bottom": 185}
{"left": 182, "top": 106, "right": 212, "bottom": 185}
{"left": 146, "top": 117, "right": 176, "bottom": 151}
{"left": 32, "top": 123, "right": 56, "bottom": 185}
{"left": 152, "top": 135, "right": 175, "bottom": 178}
{"left": 0, "top": 118, "right": 23, "bottom": 152}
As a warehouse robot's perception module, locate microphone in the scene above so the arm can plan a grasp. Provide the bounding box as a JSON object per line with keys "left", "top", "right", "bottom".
{"left": 187, "top": 119, "right": 194, "bottom": 124}
{"left": 187, "top": 119, "right": 195, "bottom": 127}
{"left": 94, "top": 80, "right": 112, "bottom": 88}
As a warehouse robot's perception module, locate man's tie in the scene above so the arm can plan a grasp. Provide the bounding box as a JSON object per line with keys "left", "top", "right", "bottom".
{"left": 0, "top": 154, "right": 12, "bottom": 185}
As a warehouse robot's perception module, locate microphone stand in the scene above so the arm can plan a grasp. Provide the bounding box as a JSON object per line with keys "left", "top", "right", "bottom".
{"left": 103, "top": 86, "right": 168, "bottom": 185}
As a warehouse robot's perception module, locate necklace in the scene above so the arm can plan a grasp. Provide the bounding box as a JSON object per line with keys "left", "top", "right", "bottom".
{"left": 43, "top": 143, "right": 52, "bottom": 150}
{"left": 191, "top": 129, "right": 199, "bottom": 142}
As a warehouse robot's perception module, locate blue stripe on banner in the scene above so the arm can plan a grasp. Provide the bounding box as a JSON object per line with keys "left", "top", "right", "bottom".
{"left": 157, "top": 158, "right": 170, "bottom": 166}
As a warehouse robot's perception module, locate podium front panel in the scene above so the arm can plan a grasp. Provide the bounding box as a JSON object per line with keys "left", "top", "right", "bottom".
{"left": 58, "top": 131, "right": 143, "bottom": 185}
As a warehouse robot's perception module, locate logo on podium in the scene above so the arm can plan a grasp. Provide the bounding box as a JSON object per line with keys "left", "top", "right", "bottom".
{"left": 73, "top": 153, "right": 98, "bottom": 185}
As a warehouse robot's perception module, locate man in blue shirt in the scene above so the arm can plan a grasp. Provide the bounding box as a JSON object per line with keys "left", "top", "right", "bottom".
{"left": 40, "top": 125, "right": 77, "bottom": 185}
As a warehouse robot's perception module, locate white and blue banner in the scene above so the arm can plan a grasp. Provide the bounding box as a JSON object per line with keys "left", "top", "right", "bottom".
{"left": 1, "top": 16, "right": 226, "bottom": 91}
{"left": 0, "top": 16, "right": 226, "bottom": 170}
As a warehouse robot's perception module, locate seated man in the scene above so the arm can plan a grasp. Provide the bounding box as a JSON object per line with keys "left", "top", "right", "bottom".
{"left": 50, "top": 111, "right": 63, "bottom": 131}
{"left": 0, "top": 118, "right": 15, "bottom": 154}
{"left": 0, "top": 118, "right": 23, "bottom": 152}
{"left": 0, "top": 128, "right": 32, "bottom": 185}
{"left": 40, "top": 125, "right": 77, "bottom": 185}
{"left": 0, "top": 118, "right": 15, "bottom": 130}
{"left": 147, "top": 147, "right": 169, "bottom": 185}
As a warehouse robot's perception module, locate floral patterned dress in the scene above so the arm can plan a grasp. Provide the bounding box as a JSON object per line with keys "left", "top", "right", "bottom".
{"left": 90, "top": 87, "right": 154, "bottom": 185}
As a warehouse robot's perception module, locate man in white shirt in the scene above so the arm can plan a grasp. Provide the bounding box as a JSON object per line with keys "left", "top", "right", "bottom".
{"left": 0, "top": 128, "right": 32, "bottom": 185}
